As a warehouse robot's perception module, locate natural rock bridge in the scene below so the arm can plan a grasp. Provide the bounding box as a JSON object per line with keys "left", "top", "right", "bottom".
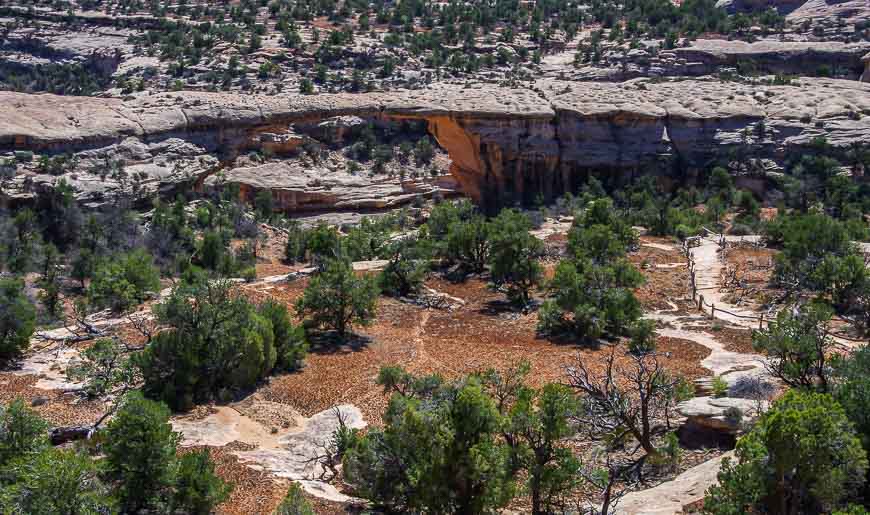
{"left": 2, "top": 77, "right": 869, "bottom": 211}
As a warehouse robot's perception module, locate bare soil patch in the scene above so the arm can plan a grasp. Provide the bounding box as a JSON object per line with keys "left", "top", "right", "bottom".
{"left": 683, "top": 323, "right": 757, "bottom": 355}
{"left": 0, "top": 374, "right": 104, "bottom": 426}
{"left": 722, "top": 246, "right": 776, "bottom": 286}
{"left": 631, "top": 238, "right": 692, "bottom": 313}
{"left": 260, "top": 274, "right": 713, "bottom": 425}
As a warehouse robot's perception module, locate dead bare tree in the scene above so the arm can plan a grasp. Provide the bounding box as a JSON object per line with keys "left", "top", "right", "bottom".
{"left": 567, "top": 346, "right": 680, "bottom": 459}
{"left": 722, "top": 264, "right": 746, "bottom": 290}
{"left": 576, "top": 452, "right": 634, "bottom": 515}
{"left": 125, "top": 312, "right": 156, "bottom": 351}
{"left": 49, "top": 306, "right": 150, "bottom": 445}
{"left": 33, "top": 301, "right": 108, "bottom": 350}
{"left": 303, "top": 407, "right": 356, "bottom": 482}
{"left": 53, "top": 336, "right": 143, "bottom": 445}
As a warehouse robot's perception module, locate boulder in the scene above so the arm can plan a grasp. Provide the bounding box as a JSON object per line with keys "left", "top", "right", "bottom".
{"left": 301, "top": 115, "right": 367, "bottom": 146}
{"left": 255, "top": 131, "right": 308, "bottom": 155}
{"left": 678, "top": 396, "right": 768, "bottom": 433}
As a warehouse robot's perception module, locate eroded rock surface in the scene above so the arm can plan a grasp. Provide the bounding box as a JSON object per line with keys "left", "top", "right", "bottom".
{"left": 3, "top": 78, "right": 870, "bottom": 210}
{"left": 787, "top": 0, "right": 870, "bottom": 29}
{"left": 678, "top": 396, "right": 768, "bottom": 433}
{"left": 204, "top": 160, "right": 443, "bottom": 211}
{"left": 551, "top": 39, "right": 870, "bottom": 82}
{"left": 862, "top": 53, "right": 870, "bottom": 83}
{"left": 234, "top": 404, "right": 366, "bottom": 502}
{"left": 618, "top": 451, "right": 735, "bottom": 515}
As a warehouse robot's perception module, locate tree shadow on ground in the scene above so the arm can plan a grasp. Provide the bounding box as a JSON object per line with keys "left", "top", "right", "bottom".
{"left": 478, "top": 297, "right": 543, "bottom": 316}
{"left": 306, "top": 332, "right": 372, "bottom": 354}
{"left": 538, "top": 330, "right": 616, "bottom": 351}
{"left": 478, "top": 298, "right": 522, "bottom": 316}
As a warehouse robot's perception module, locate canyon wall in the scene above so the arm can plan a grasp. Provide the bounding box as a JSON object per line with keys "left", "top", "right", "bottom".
{"left": 2, "top": 78, "right": 869, "bottom": 211}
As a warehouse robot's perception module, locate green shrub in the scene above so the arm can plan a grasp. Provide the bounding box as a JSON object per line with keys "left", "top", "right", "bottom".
{"left": 705, "top": 390, "right": 867, "bottom": 514}
{"left": 275, "top": 483, "right": 315, "bottom": 515}
{"left": 629, "top": 320, "right": 657, "bottom": 354}
{"left": 241, "top": 266, "right": 257, "bottom": 282}
{"left": 103, "top": 393, "right": 180, "bottom": 512}
{"left": 86, "top": 249, "right": 160, "bottom": 312}
{"left": 296, "top": 258, "right": 379, "bottom": 339}
{"left": 0, "top": 399, "right": 48, "bottom": 468}
{"left": 0, "top": 278, "right": 36, "bottom": 363}
{"left": 344, "top": 369, "right": 514, "bottom": 513}
{"left": 258, "top": 299, "right": 307, "bottom": 371}
{"left": 488, "top": 209, "right": 544, "bottom": 306}
{"left": 137, "top": 280, "right": 280, "bottom": 410}
{"left": 173, "top": 449, "right": 232, "bottom": 513}
{"left": 0, "top": 447, "right": 114, "bottom": 514}
{"left": 103, "top": 393, "right": 230, "bottom": 512}
{"left": 446, "top": 215, "right": 491, "bottom": 273}
{"left": 284, "top": 221, "right": 309, "bottom": 264}
{"left": 536, "top": 299, "right": 565, "bottom": 335}
{"left": 378, "top": 236, "right": 431, "bottom": 297}
{"left": 711, "top": 376, "right": 729, "bottom": 398}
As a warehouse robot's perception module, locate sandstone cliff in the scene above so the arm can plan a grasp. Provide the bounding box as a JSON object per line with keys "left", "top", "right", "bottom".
{"left": 2, "top": 78, "right": 869, "bottom": 211}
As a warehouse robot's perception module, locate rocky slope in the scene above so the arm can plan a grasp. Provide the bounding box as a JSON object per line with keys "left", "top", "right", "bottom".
{"left": 550, "top": 39, "right": 870, "bottom": 82}
{"left": 2, "top": 78, "right": 869, "bottom": 211}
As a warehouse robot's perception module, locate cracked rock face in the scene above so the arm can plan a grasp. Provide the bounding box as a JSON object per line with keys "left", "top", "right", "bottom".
{"left": 674, "top": 40, "right": 870, "bottom": 78}
{"left": 552, "top": 39, "right": 870, "bottom": 82}
{"left": 4, "top": 136, "right": 218, "bottom": 207}
{"left": 204, "top": 160, "right": 443, "bottom": 212}
{"left": 0, "top": 24, "right": 132, "bottom": 76}
{"left": 787, "top": 0, "right": 870, "bottom": 28}
{"left": 2, "top": 78, "right": 869, "bottom": 211}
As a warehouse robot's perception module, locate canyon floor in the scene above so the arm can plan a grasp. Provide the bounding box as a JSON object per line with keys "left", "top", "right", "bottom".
{"left": 1, "top": 225, "right": 796, "bottom": 513}
{"left": 2, "top": 0, "right": 870, "bottom": 512}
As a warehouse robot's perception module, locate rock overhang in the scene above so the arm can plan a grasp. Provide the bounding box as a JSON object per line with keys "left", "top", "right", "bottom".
{"left": 3, "top": 78, "right": 870, "bottom": 209}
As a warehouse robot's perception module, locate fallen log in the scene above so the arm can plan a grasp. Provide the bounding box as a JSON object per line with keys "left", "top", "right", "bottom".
{"left": 50, "top": 425, "right": 94, "bottom": 446}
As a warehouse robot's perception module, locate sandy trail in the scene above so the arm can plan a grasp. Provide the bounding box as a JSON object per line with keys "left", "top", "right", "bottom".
{"left": 689, "top": 237, "right": 760, "bottom": 328}
{"left": 647, "top": 311, "right": 767, "bottom": 385}
{"left": 618, "top": 237, "right": 770, "bottom": 514}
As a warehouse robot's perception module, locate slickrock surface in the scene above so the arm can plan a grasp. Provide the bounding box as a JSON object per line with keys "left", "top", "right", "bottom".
{"left": 204, "top": 161, "right": 443, "bottom": 211}
{"left": 618, "top": 451, "right": 735, "bottom": 515}
{"left": 678, "top": 396, "right": 769, "bottom": 433}
{"left": 234, "top": 405, "right": 367, "bottom": 503}
{"left": 554, "top": 39, "right": 870, "bottom": 82}
{"left": 675, "top": 39, "right": 870, "bottom": 76}
{"left": 786, "top": 0, "right": 870, "bottom": 27}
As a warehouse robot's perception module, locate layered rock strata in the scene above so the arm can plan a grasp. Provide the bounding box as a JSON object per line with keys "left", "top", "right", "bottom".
{"left": 674, "top": 39, "right": 870, "bottom": 78}
{"left": 2, "top": 78, "right": 869, "bottom": 211}
{"left": 560, "top": 39, "right": 870, "bottom": 82}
